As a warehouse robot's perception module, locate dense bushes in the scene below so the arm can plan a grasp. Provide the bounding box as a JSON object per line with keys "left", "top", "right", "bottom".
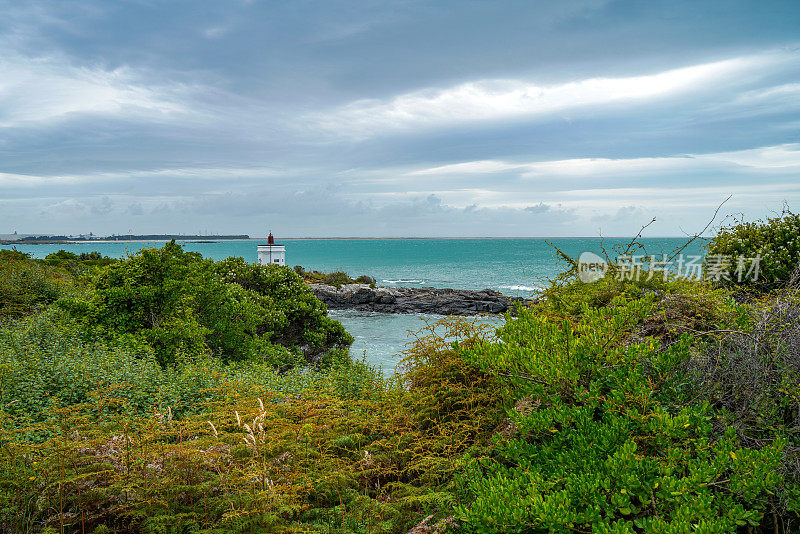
{"left": 216, "top": 257, "right": 353, "bottom": 359}
{"left": 0, "top": 254, "right": 77, "bottom": 319}
{"left": 0, "top": 307, "right": 365, "bottom": 433}
{"left": 293, "top": 266, "right": 376, "bottom": 288}
{"left": 0, "top": 355, "right": 394, "bottom": 532}
{"left": 0, "top": 314, "right": 501, "bottom": 533}
{"left": 4, "top": 218, "right": 800, "bottom": 533}
{"left": 439, "top": 246, "right": 800, "bottom": 532}
{"left": 9, "top": 266, "right": 800, "bottom": 533}
{"left": 42, "top": 250, "right": 117, "bottom": 273}
{"left": 59, "top": 242, "right": 352, "bottom": 366}
{"left": 1, "top": 310, "right": 185, "bottom": 428}
{"left": 455, "top": 292, "right": 792, "bottom": 532}
{"left": 706, "top": 210, "right": 800, "bottom": 288}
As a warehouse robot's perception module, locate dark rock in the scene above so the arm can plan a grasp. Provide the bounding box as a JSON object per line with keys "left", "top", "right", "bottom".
{"left": 405, "top": 514, "right": 459, "bottom": 534}
{"left": 310, "top": 284, "right": 533, "bottom": 315}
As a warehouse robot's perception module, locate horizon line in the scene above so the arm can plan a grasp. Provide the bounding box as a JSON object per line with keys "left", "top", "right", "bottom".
{"left": 1, "top": 235, "right": 710, "bottom": 242}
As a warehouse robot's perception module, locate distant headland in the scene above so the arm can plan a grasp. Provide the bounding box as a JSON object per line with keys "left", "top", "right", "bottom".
{"left": 0, "top": 234, "right": 250, "bottom": 244}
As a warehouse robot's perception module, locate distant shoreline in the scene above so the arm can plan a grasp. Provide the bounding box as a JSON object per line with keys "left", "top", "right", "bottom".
{"left": 276, "top": 236, "right": 695, "bottom": 240}
{"left": 1, "top": 235, "right": 697, "bottom": 245}
{"left": 0, "top": 234, "right": 250, "bottom": 245}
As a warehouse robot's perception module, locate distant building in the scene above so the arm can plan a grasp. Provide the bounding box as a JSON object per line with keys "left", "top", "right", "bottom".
{"left": 257, "top": 233, "right": 285, "bottom": 266}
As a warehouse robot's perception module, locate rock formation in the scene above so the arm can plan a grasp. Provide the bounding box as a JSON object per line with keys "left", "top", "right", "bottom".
{"left": 310, "top": 283, "right": 532, "bottom": 315}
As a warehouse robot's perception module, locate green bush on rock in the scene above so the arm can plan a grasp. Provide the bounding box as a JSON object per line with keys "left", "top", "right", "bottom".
{"left": 215, "top": 257, "right": 353, "bottom": 359}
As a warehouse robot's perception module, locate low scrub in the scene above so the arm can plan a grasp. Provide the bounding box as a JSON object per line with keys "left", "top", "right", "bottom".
{"left": 0, "top": 316, "right": 503, "bottom": 533}
{"left": 4, "top": 218, "right": 800, "bottom": 532}
{"left": 57, "top": 242, "right": 352, "bottom": 367}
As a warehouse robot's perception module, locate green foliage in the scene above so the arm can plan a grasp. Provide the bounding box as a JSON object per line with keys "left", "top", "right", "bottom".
{"left": 324, "top": 271, "right": 355, "bottom": 287}
{"left": 539, "top": 273, "right": 740, "bottom": 348}
{"left": 4, "top": 274, "right": 800, "bottom": 532}
{"left": 43, "top": 249, "right": 117, "bottom": 273}
{"left": 216, "top": 257, "right": 353, "bottom": 359}
{"left": 706, "top": 210, "right": 800, "bottom": 288}
{"left": 0, "top": 313, "right": 497, "bottom": 533}
{"left": 455, "top": 294, "right": 790, "bottom": 532}
{"left": 293, "top": 265, "right": 376, "bottom": 288}
{"left": 60, "top": 241, "right": 223, "bottom": 366}
{"left": 60, "top": 242, "right": 351, "bottom": 366}
{"left": 5, "top": 217, "right": 800, "bottom": 533}
{"left": 0, "top": 310, "right": 176, "bottom": 428}
{"left": 0, "top": 255, "right": 76, "bottom": 319}
{"left": 0, "top": 309, "right": 371, "bottom": 437}
{"left": 0, "top": 249, "right": 31, "bottom": 261}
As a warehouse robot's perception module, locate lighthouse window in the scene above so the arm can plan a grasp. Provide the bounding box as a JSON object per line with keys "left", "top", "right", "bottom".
{"left": 274, "top": 259, "right": 280, "bottom": 263}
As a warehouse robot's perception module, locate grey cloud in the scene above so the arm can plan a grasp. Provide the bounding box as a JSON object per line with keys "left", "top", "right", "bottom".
{"left": 525, "top": 203, "right": 552, "bottom": 214}
{"left": 90, "top": 196, "right": 113, "bottom": 216}
{"left": 1, "top": 1, "right": 799, "bottom": 237}
{"left": 591, "top": 205, "right": 648, "bottom": 224}
{"left": 126, "top": 202, "right": 144, "bottom": 216}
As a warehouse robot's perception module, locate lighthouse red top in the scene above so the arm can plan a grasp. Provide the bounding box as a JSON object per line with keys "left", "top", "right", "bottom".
{"left": 267, "top": 232, "right": 275, "bottom": 245}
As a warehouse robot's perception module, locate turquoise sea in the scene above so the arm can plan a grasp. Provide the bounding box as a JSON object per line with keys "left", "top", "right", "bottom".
{"left": 2, "top": 237, "right": 702, "bottom": 374}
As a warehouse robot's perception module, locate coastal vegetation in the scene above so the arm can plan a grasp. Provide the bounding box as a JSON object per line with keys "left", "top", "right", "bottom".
{"left": 705, "top": 209, "right": 800, "bottom": 289}
{"left": 1, "top": 211, "right": 799, "bottom": 533}
{"left": 293, "top": 265, "right": 376, "bottom": 288}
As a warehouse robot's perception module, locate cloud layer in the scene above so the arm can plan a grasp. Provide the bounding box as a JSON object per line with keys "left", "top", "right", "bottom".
{"left": 308, "top": 54, "right": 786, "bottom": 137}
{"left": 0, "top": 54, "right": 193, "bottom": 128}
{"left": 1, "top": 0, "right": 799, "bottom": 237}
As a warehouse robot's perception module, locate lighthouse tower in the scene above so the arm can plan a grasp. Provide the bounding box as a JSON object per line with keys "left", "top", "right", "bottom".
{"left": 257, "top": 233, "right": 286, "bottom": 266}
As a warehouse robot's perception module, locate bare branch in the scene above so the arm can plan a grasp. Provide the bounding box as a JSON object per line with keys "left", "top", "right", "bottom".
{"left": 668, "top": 195, "right": 731, "bottom": 263}
{"left": 621, "top": 217, "right": 657, "bottom": 256}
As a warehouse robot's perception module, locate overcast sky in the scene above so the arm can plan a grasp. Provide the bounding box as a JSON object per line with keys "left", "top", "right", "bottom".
{"left": 1, "top": 0, "right": 799, "bottom": 237}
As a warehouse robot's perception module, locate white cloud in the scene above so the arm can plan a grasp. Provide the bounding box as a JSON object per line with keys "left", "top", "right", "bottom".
{"left": 700, "top": 144, "right": 800, "bottom": 169}
{"left": 0, "top": 166, "right": 286, "bottom": 187}
{"left": 410, "top": 144, "right": 800, "bottom": 178}
{"left": 732, "top": 82, "right": 800, "bottom": 106}
{"left": 0, "top": 53, "right": 194, "bottom": 127}
{"left": 411, "top": 160, "right": 523, "bottom": 175}
{"left": 203, "top": 25, "right": 231, "bottom": 39}
{"left": 307, "top": 52, "right": 793, "bottom": 137}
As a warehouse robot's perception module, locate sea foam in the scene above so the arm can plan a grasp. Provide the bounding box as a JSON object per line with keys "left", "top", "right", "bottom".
{"left": 499, "top": 284, "right": 541, "bottom": 291}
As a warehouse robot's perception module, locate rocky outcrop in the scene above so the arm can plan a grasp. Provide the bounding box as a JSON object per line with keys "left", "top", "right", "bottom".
{"left": 310, "top": 283, "right": 532, "bottom": 315}
{"left": 405, "top": 514, "right": 459, "bottom": 534}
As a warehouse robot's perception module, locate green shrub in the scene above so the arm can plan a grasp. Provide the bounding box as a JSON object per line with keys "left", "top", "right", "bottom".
{"left": 0, "top": 256, "right": 76, "bottom": 319}
{"left": 215, "top": 256, "right": 353, "bottom": 359}
{"left": 324, "top": 271, "right": 355, "bottom": 287}
{"left": 295, "top": 267, "right": 375, "bottom": 287}
{"left": 455, "top": 295, "right": 790, "bottom": 532}
{"left": 0, "top": 309, "right": 373, "bottom": 434}
{"left": 60, "top": 242, "right": 351, "bottom": 366}
{"left": 706, "top": 211, "right": 800, "bottom": 288}
{"left": 2, "top": 313, "right": 151, "bottom": 428}
{"left": 539, "top": 273, "right": 740, "bottom": 346}
{"left": 0, "top": 249, "right": 30, "bottom": 261}
{"left": 43, "top": 249, "right": 117, "bottom": 273}
{"left": 0, "top": 313, "right": 485, "bottom": 534}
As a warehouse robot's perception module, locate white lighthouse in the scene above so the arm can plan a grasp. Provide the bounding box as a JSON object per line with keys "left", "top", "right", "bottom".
{"left": 257, "top": 233, "right": 285, "bottom": 266}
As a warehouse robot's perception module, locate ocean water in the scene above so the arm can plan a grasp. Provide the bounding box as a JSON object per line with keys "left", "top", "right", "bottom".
{"left": 2, "top": 237, "right": 702, "bottom": 373}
